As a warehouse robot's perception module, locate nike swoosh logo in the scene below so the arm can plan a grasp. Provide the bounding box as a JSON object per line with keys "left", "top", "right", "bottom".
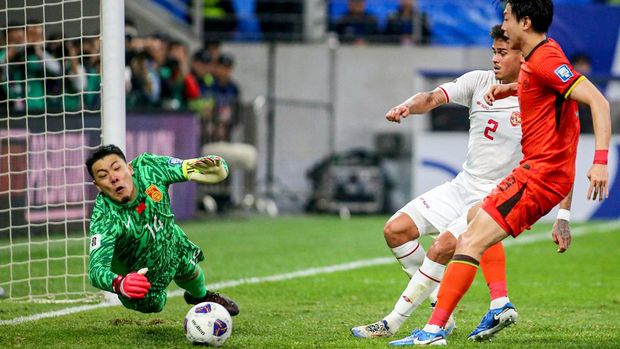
{"left": 493, "top": 310, "right": 505, "bottom": 321}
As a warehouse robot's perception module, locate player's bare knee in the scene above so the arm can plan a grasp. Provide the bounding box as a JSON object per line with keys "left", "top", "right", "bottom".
{"left": 428, "top": 234, "right": 456, "bottom": 264}
{"left": 384, "top": 215, "right": 420, "bottom": 247}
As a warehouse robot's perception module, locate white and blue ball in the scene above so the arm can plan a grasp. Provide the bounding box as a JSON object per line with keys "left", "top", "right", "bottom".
{"left": 184, "top": 302, "right": 232, "bottom": 346}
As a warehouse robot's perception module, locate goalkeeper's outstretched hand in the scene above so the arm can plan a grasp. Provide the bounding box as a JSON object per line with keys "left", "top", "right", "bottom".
{"left": 112, "top": 268, "right": 151, "bottom": 299}
{"left": 183, "top": 155, "right": 229, "bottom": 184}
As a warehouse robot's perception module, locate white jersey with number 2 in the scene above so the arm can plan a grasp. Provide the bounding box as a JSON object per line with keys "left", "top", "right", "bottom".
{"left": 398, "top": 70, "right": 522, "bottom": 237}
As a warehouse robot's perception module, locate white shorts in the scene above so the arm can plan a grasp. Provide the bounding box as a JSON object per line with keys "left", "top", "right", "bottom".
{"left": 398, "top": 173, "right": 495, "bottom": 238}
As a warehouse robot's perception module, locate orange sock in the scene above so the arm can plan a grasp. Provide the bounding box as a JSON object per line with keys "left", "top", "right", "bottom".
{"left": 429, "top": 255, "right": 479, "bottom": 327}
{"left": 480, "top": 242, "right": 508, "bottom": 301}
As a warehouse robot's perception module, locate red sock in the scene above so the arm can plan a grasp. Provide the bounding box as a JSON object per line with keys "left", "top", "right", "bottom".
{"left": 480, "top": 242, "right": 508, "bottom": 301}
{"left": 429, "top": 256, "right": 479, "bottom": 327}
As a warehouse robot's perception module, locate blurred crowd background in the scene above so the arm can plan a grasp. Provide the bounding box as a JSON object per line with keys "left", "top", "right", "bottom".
{"left": 2, "top": 0, "right": 620, "bottom": 215}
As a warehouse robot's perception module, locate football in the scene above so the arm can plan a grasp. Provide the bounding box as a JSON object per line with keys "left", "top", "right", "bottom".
{"left": 184, "top": 302, "right": 233, "bottom": 346}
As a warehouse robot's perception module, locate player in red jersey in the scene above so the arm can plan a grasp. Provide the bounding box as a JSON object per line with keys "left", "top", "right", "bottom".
{"left": 396, "top": 0, "right": 611, "bottom": 346}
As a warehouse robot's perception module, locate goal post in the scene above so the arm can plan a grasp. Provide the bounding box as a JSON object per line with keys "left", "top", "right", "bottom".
{"left": 0, "top": 0, "right": 125, "bottom": 302}
{"left": 101, "top": 0, "right": 125, "bottom": 151}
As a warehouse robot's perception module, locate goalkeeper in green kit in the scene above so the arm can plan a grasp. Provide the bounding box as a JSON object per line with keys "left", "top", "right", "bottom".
{"left": 85, "top": 144, "right": 239, "bottom": 315}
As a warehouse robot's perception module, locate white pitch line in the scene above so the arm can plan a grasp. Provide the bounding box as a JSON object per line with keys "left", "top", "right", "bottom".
{"left": 1, "top": 220, "right": 618, "bottom": 326}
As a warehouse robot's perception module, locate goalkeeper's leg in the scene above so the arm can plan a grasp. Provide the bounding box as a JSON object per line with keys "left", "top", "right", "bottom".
{"left": 174, "top": 231, "right": 239, "bottom": 316}
{"left": 174, "top": 264, "right": 240, "bottom": 316}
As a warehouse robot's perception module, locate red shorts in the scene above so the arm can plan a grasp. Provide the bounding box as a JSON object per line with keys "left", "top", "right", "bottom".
{"left": 481, "top": 163, "right": 571, "bottom": 237}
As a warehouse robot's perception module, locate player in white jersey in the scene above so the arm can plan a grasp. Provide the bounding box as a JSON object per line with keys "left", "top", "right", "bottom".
{"left": 351, "top": 25, "right": 573, "bottom": 342}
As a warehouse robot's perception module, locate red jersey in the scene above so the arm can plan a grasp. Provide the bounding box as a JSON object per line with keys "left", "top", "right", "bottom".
{"left": 518, "top": 38, "right": 583, "bottom": 184}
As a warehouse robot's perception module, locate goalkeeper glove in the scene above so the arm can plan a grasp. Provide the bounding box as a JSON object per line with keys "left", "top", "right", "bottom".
{"left": 183, "top": 155, "right": 229, "bottom": 184}
{"left": 112, "top": 268, "right": 151, "bottom": 299}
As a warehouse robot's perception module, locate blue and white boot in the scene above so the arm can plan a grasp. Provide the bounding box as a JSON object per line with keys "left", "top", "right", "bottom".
{"left": 467, "top": 302, "right": 518, "bottom": 341}
{"left": 389, "top": 328, "right": 447, "bottom": 346}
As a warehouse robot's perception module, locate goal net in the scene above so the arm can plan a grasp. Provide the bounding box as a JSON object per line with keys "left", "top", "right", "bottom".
{"left": 0, "top": 0, "right": 105, "bottom": 302}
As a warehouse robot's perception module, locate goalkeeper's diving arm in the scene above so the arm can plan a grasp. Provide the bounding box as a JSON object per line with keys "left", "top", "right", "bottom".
{"left": 182, "top": 155, "right": 229, "bottom": 184}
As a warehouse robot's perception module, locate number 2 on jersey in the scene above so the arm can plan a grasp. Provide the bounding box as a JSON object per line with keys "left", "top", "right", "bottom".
{"left": 484, "top": 119, "right": 499, "bottom": 140}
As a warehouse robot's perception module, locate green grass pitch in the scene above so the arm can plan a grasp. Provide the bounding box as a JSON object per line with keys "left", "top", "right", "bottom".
{"left": 1, "top": 216, "right": 620, "bottom": 348}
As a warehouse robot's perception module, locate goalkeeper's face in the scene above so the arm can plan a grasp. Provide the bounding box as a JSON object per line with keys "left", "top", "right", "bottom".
{"left": 92, "top": 155, "right": 136, "bottom": 204}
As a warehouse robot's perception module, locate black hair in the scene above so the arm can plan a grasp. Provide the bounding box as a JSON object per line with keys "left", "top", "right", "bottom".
{"left": 490, "top": 24, "right": 509, "bottom": 42}
{"left": 505, "top": 0, "right": 553, "bottom": 34}
{"left": 85, "top": 144, "right": 126, "bottom": 178}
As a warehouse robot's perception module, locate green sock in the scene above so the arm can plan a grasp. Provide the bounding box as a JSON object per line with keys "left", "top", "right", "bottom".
{"left": 175, "top": 265, "right": 207, "bottom": 298}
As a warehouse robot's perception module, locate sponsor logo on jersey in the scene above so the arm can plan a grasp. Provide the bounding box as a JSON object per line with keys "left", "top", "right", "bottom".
{"left": 89, "top": 234, "right": 102, "bottom": 251}
{"left": 554, "top": 64, "right": 574, "bottom": 83}
{"left": 419, "top": 197, "right": 430, "bottom": 209}
{"left": 476, "top": 100, "right": 490, "bottom": 110}
{"left": 168, "top": 157, "right": 183, "bottom": 166}
{"left": 145, "top": 184, "right": 163, "bottom": 202}
{"left": 510, "top": 111, "right": 521, "bottom": 126}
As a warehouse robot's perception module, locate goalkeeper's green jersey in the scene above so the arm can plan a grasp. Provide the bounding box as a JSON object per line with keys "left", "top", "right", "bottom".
{"left": 88, "top": 153, "right": 196, "bottom": 293}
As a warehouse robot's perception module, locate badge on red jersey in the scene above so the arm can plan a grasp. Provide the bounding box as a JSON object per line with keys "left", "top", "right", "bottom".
{"left": 510, "top": 111, "right": 521, "bottom": 126}
{"left": 554, "top": 64, "right": 574, "bottom": 83}
{"left": 145, "top": 184, "right": 163, "bottom": 202}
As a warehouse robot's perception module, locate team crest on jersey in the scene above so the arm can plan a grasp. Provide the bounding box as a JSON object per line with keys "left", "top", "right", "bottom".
{"left": 168, "top": 157, "right": 183, "bottom": 166}
{"left": 145, "top": 184, "right": 163, "bottom": 202}
{"left": 510, "top": 111, "right": 521, "bottom": 126}
{"left": 554, "top": 64, "right": 574, "bottom": 83}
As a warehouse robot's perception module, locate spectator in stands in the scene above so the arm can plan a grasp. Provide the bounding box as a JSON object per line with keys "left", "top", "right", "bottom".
{"left": 202, "top": 52, "right": 258, "bottom": 212}
{"left": 204, "top": 39, "right": 222, "bottom": 62}
{"left": 571, "top": 52, "right": 594, "bottom": 133}
{"left": 46, "top": 37, "right": 88, "bottom": 111}
{"left": 81, "top": 37, "right": 101, "bottom": 109}
{"left": 255, "top": 0, "right": 304, "bottom": 41}
{"left": 571, "top": 52, "right": 592, "bottom": 76}
{"left": 127, "top": 48, "right": 161, "bottom": 109}
{"left": 384, "top": 0, "right": 431, "bottom": 45}
{"left": 210, "top": 53, "right": 241, "bottom": 143}
{"left": 202, "top": 0, "right": 238, "bottom": 42}
{"left": 0, "top": 23, "right": 26, "bottom": 111}
{"left": 125, "top": 18, "right": 139, "bottom": 64}
{"left": 160, "top": 40, "right": 189, "bottom": 110}
{"left": 25, "top": 20, "right": 65, "bottom": 112}
{"left": 331, "top": 0, "right": 379, "bottom": 45}
{"left": 185, "top": 49, "right": 217, "bottom": 145}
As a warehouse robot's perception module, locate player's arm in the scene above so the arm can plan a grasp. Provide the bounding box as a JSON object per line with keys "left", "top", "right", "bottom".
{"left": 567, "top": 78, "right": 611, "bottom": 201}
{"left": 484, "top": 82, "right": 518, "bottom": 105}
{"left": 385, "top": 89, "right": 447, "bottom": 123}
{"left": 552, "top": 187, "right": 573, "bottom": 253}
{"left": 88, "top": 215, "right": 151, "bottom": 299}
{"left": 182, "top": 155, "right": 229, "bottom": 184}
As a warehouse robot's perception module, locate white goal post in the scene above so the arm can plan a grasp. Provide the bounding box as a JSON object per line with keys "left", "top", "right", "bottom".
{"left": 0, "top": 0, "right": 125, "bottom": 302}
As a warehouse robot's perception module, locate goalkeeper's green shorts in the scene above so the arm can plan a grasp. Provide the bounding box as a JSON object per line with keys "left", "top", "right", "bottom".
{"left": 119, "top": 226, "right": 205, "bottom": 313}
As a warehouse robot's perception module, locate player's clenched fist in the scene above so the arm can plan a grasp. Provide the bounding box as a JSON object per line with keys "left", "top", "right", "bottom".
{"left": 484, "top": 82, "right": 518, "bottom": 105}
{"left": 385, "top": 104, "right": 410, "bottom": 123}
{"left": 112, "top": 268, "right": 151, "bottom": 299}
